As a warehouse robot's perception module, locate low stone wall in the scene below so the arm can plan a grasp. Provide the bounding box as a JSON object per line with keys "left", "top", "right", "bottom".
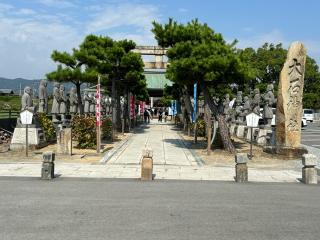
{"left": 230, "top": 123, "right": 275, "bottom": 147}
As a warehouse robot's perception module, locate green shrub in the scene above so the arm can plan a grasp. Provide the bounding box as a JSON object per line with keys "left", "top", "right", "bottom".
{"left": 102, "top": 117, "right": 113, "bottom": 140}
{"left": 37, "top": 113, "right": 55, "bottom": 140}
{"left": 71, "top": 116, "right": 96, "bottom": 148}
{"left": 190, "top": 117, "right": 206, "bottom": 137}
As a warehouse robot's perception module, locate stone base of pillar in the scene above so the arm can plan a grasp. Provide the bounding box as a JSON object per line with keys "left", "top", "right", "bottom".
{"left": 263, "top": 146, "right": 308, "bottom": 159}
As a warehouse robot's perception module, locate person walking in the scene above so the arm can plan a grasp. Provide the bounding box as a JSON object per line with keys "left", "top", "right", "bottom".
{"left": 144, "top": 109, "right": 149, "bottom": 124}
{"left": 158, "top": 108, "right": 163, "bottom": 122}
{"left": 164, "top": 108, "right": 168, "bottom": 122}
{"left": 146, "top": 109, "right": 151, "bottom": 123}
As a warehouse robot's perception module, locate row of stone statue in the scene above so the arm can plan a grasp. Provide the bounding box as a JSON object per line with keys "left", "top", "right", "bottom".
{"left": 21, "top": 80, "right": 113, "bottom": 122}
{"left": 221, "top": 84, "right": 276, "bottom": 127}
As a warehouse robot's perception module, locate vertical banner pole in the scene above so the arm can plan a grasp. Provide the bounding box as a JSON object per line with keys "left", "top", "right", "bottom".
{"left": 250, "top": 127, "right": 253, "bottom": 159}
{"left": 26, "top": 124, "right": 28, "bottom": 157}
{"left": 96, "top": 75, "right": 101, "bottom": 153}
{"left": 193, "top": 82, "right": 198, "bottom": 143}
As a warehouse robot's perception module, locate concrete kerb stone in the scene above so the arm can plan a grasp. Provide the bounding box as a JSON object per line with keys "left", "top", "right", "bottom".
{"left": 177, "top": 131, "right": 205, "bottom": 166}
{"left": 302, "top": 154, "right": 317, "bottom": 167}
{"left": 100, "top": 133, "right": 133, "bottom": 164}
{"left": 141, "top": 148, "right": 153, "bottom": 181}
{"left": 41, "top": 151, "right": 55, "bottom": 180}
{"left": 302, "top": 154, "right": 318, "bottom": 184}
{"left": 235, "top": 153, "right": 249, "bottom": 183}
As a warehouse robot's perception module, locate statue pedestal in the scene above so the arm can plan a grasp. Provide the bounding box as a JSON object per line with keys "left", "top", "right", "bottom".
{"left": 10, "top": 125, "right": 46, "bottom": 151}
{"left": 257, "top": 128, "right": 275, "bottom": 146}
{"left": 264, "top": 146, "right": 307, "bottom": 159}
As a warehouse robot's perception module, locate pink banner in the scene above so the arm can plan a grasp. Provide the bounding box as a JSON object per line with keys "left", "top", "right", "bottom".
{"left": 130, "top": 94, "right": 135, "bottom": 119}
{"left": 140, "top": 101, "right": 145, "bottom": 115}
{"left": 95, "top": 84, "right": 101, "bottom": 126}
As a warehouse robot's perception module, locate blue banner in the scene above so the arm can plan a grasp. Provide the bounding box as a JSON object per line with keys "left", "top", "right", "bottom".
{"left": 193, "top": 82, "right": 197, "bottom": 122}
{"left": 171, "top": 100, "right": 177, "bottom": 116}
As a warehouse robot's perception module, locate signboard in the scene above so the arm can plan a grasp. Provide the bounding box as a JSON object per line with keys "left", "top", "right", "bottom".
{"left": 20, "top": 110, "right": 33, "bottom": 125}
{"left": 229, "top": 98, "right": 236, "bottom": 108}
{"left": 246, "top": 112, "right": 260, "bottom": 128}
{"left": 95, "top": 83, "right": 101, "bottom": 126}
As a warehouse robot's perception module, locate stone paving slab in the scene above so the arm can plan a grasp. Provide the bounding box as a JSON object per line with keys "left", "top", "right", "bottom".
{"left": 106, "top": 122, "right": 198, "bottom": 166}
{"left": 0, "top": 162, "right": 304, "bottom": 182}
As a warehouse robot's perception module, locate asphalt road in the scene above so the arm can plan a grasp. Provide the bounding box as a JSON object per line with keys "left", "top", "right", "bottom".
{"left": 301, "top": 122, "right": 320, "bottom": 149}
{"left": 0, "top": 178, "right": 319, "bottom": 240}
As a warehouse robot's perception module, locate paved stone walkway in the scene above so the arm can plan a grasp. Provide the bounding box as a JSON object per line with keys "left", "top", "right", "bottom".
{"left": 106, "top": 121, "right": 198, "bottom": 166}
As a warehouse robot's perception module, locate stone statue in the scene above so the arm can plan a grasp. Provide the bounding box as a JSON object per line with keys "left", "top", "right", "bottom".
{"left": 38, "top": 80, "right": 48, "bottom": 113}
{"left": 89, "top": 93, "right": 95, "bottom": 114}
{"left": 21, "top": 86, "right": 34, "bottom": 112}
{"left": 235, "top": 91, "right": 243, "bottom": 123}
{"left": 83, "top": 91, "right": 90, "bottom": 116}
{"left": 242, "top": 96, "right": 251, "bottom": 117}
{"left": 251, "top": 88, "right": 261, "bottom": 115}
{"left": 59, "top": 84, "right": 67, "bottom": 121}
{"left": 51, "top": 83, "right": 60, "bottom": 122}
{"left": 222, "top": 94, "right": 230, "bottom": 119}
{"left": 69, "top": 87, "right": 78, "bottom": 115}
{"left": 104, "top": 96, "right": 111, "bottom": 115}
{"left": 120, "top": 96, "right": 125, "bottom": 119}
{"left": 262, "top": 84, "right": 276, "bottom": 127}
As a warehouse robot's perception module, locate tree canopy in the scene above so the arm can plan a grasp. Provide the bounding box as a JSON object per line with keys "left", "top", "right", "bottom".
{"left": 152, "top": 18, "right": 254, "bottom": 152}
{"left": 76, "top": 35, "right": 148, "bottom": 100}
{"left": 239, "top": 43, "right": 320, "bottom": 108}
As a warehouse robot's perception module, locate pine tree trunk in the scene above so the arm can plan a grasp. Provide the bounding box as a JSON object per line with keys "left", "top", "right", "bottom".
{"left": 201, "top": 84, "right": 235, "bottom": 153}
{"left": 181, "top": 85, "right": 193, "bottom": 123}
{"left": 76, "top": 82, "right": 83, "bottom": 115}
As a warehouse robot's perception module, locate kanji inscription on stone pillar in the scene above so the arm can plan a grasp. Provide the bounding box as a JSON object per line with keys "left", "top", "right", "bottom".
{"left": 276, "top": 42, "right": 307, "bottom": 148}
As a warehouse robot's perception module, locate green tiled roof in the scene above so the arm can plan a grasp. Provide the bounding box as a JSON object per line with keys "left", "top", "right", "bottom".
{"left": 145, "top": 72, "right": 173, "bottom": 89}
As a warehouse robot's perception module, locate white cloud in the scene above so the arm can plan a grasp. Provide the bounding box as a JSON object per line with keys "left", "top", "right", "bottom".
{"left": 0, "top": 11, "right": 81, "bottom": 79}
{"left": 0, "top": 3, "right": 13, "bottom": 12}
{"left": 0, "top": 2, "right": 161, "bottom": 79}
{"left": 36, "top": 0, "right": 77, "bottom": 8}
{"left": 178, "top": 8, "right": 188, "bottom": 13}
{"left": 86, "top": 3, "right": 160, "bottom": 35}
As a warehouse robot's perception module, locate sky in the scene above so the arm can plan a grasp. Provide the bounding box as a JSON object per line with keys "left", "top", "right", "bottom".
{"left": 0, "top": 0, "right": 319, "bottom": 79}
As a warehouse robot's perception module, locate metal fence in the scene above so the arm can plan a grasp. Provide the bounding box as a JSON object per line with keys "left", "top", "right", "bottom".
{"left": 0, "top": 110, "right": 20, "bottom": 119}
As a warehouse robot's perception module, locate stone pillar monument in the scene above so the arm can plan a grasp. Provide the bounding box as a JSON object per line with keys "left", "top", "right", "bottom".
{"left": 275, "top": 42, "right": 307, "bottom": 157}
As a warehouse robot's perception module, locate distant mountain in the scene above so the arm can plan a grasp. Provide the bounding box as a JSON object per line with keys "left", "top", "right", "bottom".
{"left": 0, "top": 77, "right": 85, "bottom": 96}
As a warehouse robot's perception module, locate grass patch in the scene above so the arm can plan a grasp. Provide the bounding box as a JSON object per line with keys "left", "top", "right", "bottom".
{"left": 0, "top": 95, "right": 21, "bottom": 111}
